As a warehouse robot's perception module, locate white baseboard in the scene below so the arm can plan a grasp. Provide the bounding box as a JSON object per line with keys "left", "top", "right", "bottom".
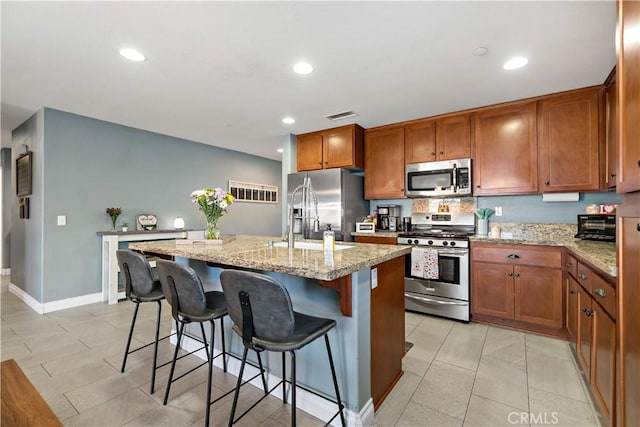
{"left": 8, "top": 284, "right": 103, "bottom": 314}
{"left": 175, "top": 332, "right": 371, "bottom": 426}
{"left": 1, "top": 268, "right": 10, "bottom": 276}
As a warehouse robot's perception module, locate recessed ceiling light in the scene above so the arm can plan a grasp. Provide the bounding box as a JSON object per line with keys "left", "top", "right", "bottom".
{"left": 277, "top": 148, "right": 283, "bottom": 153}
{"left": 503, "top": 56, "right": 528, "bottom": 70}
{"left": 473, "top": 46, "right": 488, "bottom": 56}
{"left": 282, "top": 117, "right": 296, "bottom": 124}
{"left": 293, "top": 61, "right": 313, "bottom": 75}
{"left": 119, "top": 48, "right": 146, "bottom": 62}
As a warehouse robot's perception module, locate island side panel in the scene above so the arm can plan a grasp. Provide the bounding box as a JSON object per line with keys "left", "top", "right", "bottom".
{"left": 185, "top": 259, "right": 373, "bottom": 419}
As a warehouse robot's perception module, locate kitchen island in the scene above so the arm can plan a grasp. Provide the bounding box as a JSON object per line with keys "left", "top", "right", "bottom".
{"left": 129, "top": 235, "right": 410, "bottom": 426}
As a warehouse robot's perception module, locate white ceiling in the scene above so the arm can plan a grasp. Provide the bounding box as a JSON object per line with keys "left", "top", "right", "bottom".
{"left": 1, "top": 1, "right": 616, "bottom": 161}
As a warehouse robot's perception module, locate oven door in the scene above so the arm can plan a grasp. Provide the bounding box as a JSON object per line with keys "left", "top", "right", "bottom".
{"left": 404, "top": 248, "right": 469, "bottom": 300}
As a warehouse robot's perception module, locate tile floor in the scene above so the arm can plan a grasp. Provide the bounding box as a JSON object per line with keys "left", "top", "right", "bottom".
{"left": 1, "top": 275, "right": 601, "bottom": 426}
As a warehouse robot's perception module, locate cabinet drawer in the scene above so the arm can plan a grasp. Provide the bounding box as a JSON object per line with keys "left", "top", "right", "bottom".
{"left": 592, "top": 276, "right": 616, "bottom": 319}
{"left": 472, "top": 245, "right": 562, "bottom": 268}
{"left": 566, "top": 254, "right": 578, "bottom": 279}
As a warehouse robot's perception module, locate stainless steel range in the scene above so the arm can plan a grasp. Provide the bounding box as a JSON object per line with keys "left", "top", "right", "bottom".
{"left": 398, "top": 212, "right": 474, "bottom": 322}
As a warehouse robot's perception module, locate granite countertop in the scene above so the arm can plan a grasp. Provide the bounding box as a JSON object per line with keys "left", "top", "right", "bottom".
{"left": 470, "top": 235, "right": 617, "bottom": 279}
{"left": 129, "top": 234, "right": 410, "bottom": 281}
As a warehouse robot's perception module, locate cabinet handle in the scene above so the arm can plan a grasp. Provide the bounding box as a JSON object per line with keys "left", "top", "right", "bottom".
{"left": 324, "top": 161, "right": 328, "bottom": 165}
{"left": 431, "top": 152, "right": 436, "bottom": 155}
{"left": 582, "top": 308, "right": 593, "bottom": 317}
{"left": 514, "top": 272, "right": 520, "bottom": 277}
{"left": 544, "top": 181, "right": 550, "bottom": 186}
{"left": 440, "top": 151, "right": 444, "bottom": 155}
{"left": 566, "top": 262, "right": 574, "bottom": 268}
{"left": 476, "top": 185, "right": 481, "bottom": 189}
{"left": 508, "top": 272, "right": 513, "bottom": 277}
{"left": 637, "top": 160, "right": 640, "bottom": 168}
{"left": 506, "top": 254, "right": 521, "bottom": 259}
{"left": 570, "top": 290, "right": 576, "bottom": 295}
{"left": 610, "top": 173, "right": 616, "bottom": 178}
{"left": 578, "top": 273, "right": 588, "bottom": 280}
{"left": 318, "top": 162, "right": 323, "bottom": 165}
{"left": 595, "top": 288, "right": 606, "bottom": 297}
{"left": 637, "top": 223, "right": 640, "bottom": 232}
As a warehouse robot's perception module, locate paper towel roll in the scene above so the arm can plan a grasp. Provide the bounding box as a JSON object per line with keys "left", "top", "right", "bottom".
{"left": 541, "top": 192, "right": 580, "bottom": 202}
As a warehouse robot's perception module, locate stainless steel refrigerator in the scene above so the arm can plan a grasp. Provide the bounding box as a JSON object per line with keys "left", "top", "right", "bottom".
{"left": 287, "top": 169, "right": 369, "bottom": 242}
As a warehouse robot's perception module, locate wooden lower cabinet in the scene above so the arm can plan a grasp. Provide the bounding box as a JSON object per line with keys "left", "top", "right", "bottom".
{"left": 370, "top": 256, "right": 405, "bottom": 409}
{"left": 566, "top": 253, "right": 617, "bottom": 426}
{"left": 354, "top": 235, "right": 397, "bottom": 245}
{"left": 471, "top": 243, "right": 564, "bottom": 335}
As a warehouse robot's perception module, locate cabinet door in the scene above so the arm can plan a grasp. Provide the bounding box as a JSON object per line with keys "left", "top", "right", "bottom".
{"left": 364, "top": 127, "right": 405, "bottom": 199}
{"left": 514, "top": 266, "right": 563, "bottom": 328}
{"left": 617, "top": 0, "right": 640, "bottom": 193}
{"left": 606, "top": 76, "right": 619, "bottom": 189}
{"left": 576, "top": 286, "right": 592, "bottom": 375}
{"left": 473, "top": 102, "right": 538, "bottom": 195}
{"left": 618, "top": 214, "right": 640, "bottom": 427}
{"left": 405, "top": 120, "right": 436, "bottom": 164}
{"left": 296, "top": 132, "right": 323, "bottom": 171}
{"left": 323, "top": 126, "right": 355, "bottom": 169}
{"left": 538, "top": 87, "right": 602, "bottom": 192}
{"left": 592, "top": 303, "right": 616, "bottom": 425}
{"left": 471, "top": 262, "right": 514, "bottom": 319}
{"left": 436, "top": 114, "right": 471, "bottom": 160}
{"left": 354, "top": 236, "right": 397, "bottom": 245}
{"left": 567, "top": 276, "right": 579, "bottom": 340}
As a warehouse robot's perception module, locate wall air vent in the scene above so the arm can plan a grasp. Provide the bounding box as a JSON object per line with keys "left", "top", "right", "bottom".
{"left": 324, "top": 110, "right": 358, "bottom": 121}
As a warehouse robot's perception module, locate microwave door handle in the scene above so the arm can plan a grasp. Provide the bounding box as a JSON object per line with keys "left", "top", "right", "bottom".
{"left": 452, "top": 164, "right": 458, "bottom": 192}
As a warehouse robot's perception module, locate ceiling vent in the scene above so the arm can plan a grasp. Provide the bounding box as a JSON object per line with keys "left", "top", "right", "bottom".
{"left": 324, "top": 110, "right": 358, "bottom": 121}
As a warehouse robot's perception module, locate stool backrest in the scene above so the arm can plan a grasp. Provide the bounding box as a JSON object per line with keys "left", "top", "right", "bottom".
{"left": 220, "top": 270, "right": 295, "bottom": 341}
{"left": 156, "top": 260, "right": 207, "bottom": 317}
{"left": 116, "top": 250, "right": 156, "bottom": 297}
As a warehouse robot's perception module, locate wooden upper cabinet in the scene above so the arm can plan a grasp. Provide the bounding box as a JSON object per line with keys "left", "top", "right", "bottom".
{"left": 437, "top": 114, "right": 471, "bottom": 160}
{"left": 538, "top": 86, "right": 603, "bottom": 192}
{"left": 605, "top": 71, "right": 619, "bottom": 190}
{"left": 296, "top": 124, "right": 364, "bottom": 172}
{"left": 473, "top": 102, "right": 538, "bottom": 195}
{"left": 296, "top": 132, "right": 324, "bottom": 171}
{"left": 617, "top": 0, "right": 640, "bottom": 194}
{"left": 405, "top": 113, "right": 471, "bottom": 164}
{"left": 365, "top": 126, "right": 405, "bottom": 199}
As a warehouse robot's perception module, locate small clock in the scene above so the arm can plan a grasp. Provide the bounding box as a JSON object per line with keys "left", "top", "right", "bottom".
{"left": 136, "top": 213, "right": 158, "bottom": 231}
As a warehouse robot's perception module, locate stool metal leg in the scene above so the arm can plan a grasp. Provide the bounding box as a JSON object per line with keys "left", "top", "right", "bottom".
{"left": 325, "top": 334, "right": 346, "bottom": 427}
{"left": 256, "top": 351, "right": 268, "bottom": 393}
{"left": 228, "top": 347, "right": 250, "bottom": 427}
{"left": 149, "top": 300, "right": 162, "bottom": 394}
{"left": 200, "top": 322, "right": 210, "bottom": 362}
{"left": 121, "top": 302, "right": 140, "bottom": 373}
{"left": 290, "top": 350, "right": 296, "bottom": 426}
{"left": 220, "top": 317, "right": 227, "bottom": 373}
{"left": 281, "top": 352, "right": 286, "bottom": 403}
{"left": 163, "top": 321, "right": 185, "bottom": 405}
{"left": 205, "top": 320, "right": 215, "bottom": 427}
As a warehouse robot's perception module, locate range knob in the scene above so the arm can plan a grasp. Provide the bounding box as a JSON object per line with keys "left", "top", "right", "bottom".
{"left": 450, "top": 241, "right": 456, "bottom": 247}
{"left": 412, "top": 239, "right": 418, "bottom": 245}
{"left": 428, "top": 240, "right": 434, "bottom": 245}
{"left": 442, "top": 241, "right": 449, "bottom": 246}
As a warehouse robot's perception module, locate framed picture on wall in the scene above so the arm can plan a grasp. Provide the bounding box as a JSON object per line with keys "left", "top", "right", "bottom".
{"left": 16, "top": 151, "right": 32, "bottom": 197}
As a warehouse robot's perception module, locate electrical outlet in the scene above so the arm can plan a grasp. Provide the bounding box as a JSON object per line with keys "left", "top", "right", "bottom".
{"left": 57, "top": 215, "right": 66, "bottom": 226}
{"left": 495, "top": 206, "right": 503, "bottom": 216}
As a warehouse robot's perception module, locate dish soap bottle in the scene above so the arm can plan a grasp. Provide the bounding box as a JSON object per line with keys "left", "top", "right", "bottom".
{"left": 323, "top": 224, "right": 335, "bottom": 252}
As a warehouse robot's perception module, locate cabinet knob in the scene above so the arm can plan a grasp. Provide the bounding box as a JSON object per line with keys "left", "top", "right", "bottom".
{"left": 431, "top": 152, "right": 436, "bottom": 156}
{"left": 476, "top": 185, "right": 481, "bottom": 189}
{"left": 566, "top": 262, "right": 574, "bottom": 268}
{"left": 570, "top": 290, "right": 576, "bottom": 295}
{"left": 506, "top": 254, "right": 521, "bottom": 259}
{"left": 324, "top": 161, "right": 328, "bottom": 165}
{"left": 637, "top": 160, "right": 640, "bottom": 168}
{"left": 514, "top": 272, "right": 520, "bottom": 277}
{"left": 318, "top": 162, "right": 323, "bottom": 165}
{"left": 579, "top": 273, "right": 588, "bottom": 280}
{"left": 595, "top": 288, "right": 606, "bottom": 297}
{"left": 440, "top": 151, "right": 444, "bottom": 155}
{"left": 508, "top": 272, "right": 513, "bottom": 277}
{"left": 637, "top": 223, "right": 640, "bottom": 232}
{"left": 610, "top": 173, "right": 616, "bottom": 178}
{"left": 544, "top": 181, "right": 550, "bottom": 186}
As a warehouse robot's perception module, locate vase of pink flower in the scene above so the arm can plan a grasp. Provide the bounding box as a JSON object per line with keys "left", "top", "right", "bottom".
{"left": 190, "top": 188, "right": 234, "bottom": 239}
{"left": 105, "top": 207, "right": 122, "bottom": 231}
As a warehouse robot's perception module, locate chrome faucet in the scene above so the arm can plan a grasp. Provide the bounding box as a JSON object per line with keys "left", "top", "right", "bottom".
{"left": 287, "top": 178, "right": 320, "bottom": 248}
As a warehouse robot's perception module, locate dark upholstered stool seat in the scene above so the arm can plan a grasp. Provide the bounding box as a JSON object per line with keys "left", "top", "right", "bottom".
{"left": 116, "top": 250, "right": 174, "bottom": 395}
{"left": 220, "top": 269, "right": 345, "bottom": 427}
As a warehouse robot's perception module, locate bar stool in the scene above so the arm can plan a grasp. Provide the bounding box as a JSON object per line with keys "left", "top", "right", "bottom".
{"left": 116, "top": 250, "right": 174, "bottom": 394}
{"left": 156, "top": 260, "right": 267, "bottom": 427}
{"left": 220, "top": 269, "right": 346, "bottom": 427}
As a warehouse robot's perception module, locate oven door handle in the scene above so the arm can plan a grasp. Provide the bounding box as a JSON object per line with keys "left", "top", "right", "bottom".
{"left": 435, "top": 249, "right": 468, "bottom": 256}
{"left": 405, "top": 293, "right": 468, "bottom": 306}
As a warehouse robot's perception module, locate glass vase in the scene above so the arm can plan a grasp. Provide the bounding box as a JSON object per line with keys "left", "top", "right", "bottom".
{"left": 111, "top": 215, "right": 119, "bottom": 231}
{"left": 205, "top": 217, "right": 220, "bottom": 240}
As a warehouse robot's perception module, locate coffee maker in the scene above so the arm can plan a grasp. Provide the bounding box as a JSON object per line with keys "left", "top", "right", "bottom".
{"left": 377, "top": 204, "right": 402, "bottom": 231}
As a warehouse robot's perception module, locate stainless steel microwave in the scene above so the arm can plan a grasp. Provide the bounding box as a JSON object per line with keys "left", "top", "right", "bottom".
{"left": 405, "top": 158, "right": 472, "bottom": 197}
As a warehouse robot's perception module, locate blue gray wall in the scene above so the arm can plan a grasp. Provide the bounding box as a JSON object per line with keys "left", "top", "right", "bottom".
{"left": 371, "top": 192, "right": 623, "bottom": 224}
{"left": 11, "top": 108, "right": 282, "bottom": 303}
